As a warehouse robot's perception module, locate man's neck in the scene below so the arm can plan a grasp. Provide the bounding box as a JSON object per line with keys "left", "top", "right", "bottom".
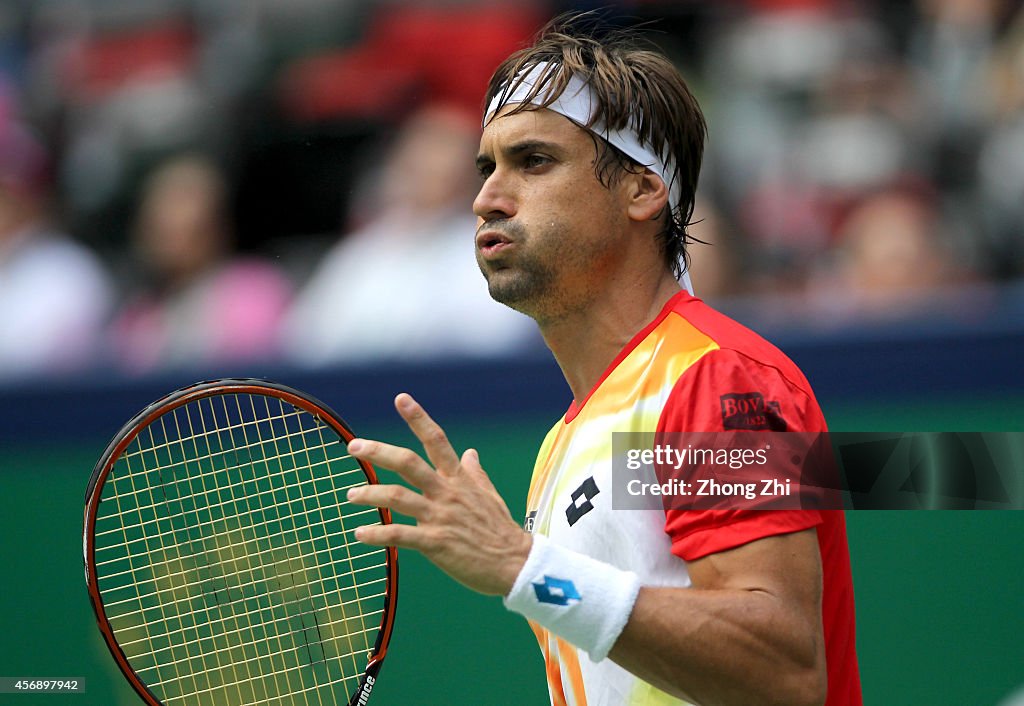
{"left": 540, "top": 273, "right": 683, "bottom": 405}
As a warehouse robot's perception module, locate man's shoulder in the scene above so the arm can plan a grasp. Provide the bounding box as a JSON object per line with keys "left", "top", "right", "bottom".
{"left": 657, "top": 294, "right": 826, "bottom": 433}
{"left": 663, "top": 293, "right": 811, "bottom": 389}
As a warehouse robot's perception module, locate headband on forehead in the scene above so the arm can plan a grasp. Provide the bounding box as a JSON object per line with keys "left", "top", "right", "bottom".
{"left": 483, "top": 61, "right": 694, "bottom": 294}
{"left": 483, "top": 62, "right": 679, "bottom": 201}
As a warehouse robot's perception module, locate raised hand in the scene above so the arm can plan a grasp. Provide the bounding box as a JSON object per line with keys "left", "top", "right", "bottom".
{"left": 346, "top": 393, "right": 532, "bottom": 596}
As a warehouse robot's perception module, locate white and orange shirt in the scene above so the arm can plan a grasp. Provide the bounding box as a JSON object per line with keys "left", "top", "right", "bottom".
{"left": 524, "top": 290, "right": 861, "bottom": 706}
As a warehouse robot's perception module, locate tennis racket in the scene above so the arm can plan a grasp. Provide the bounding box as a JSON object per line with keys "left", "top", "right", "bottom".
{"left": 83, "top": 379, "right": 398, "bottom": 706}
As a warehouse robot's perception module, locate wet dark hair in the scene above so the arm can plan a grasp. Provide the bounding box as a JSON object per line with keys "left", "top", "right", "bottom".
{"left": 484, "top": 12, "right": 707, "bottom": 277}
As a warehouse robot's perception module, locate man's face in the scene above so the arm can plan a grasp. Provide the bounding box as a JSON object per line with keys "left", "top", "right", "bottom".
{"left": 473, "top": 107, "right": 631, "bottom": 324}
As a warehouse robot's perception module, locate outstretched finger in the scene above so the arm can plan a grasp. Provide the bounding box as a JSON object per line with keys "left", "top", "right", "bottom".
{"left": 460, "top": 448, "right": 491, "bottom": 487}
{"left": 348, "top": 437, "right": 441, "bottom": 493}
{"left": 394, "top": 393, "right": 461, "bottom": 475}
{"left": 353, "top": 521, "right": 425, "bottom": 551}
{"left": 347, "top": 483, "right": 430, "bottom": 521}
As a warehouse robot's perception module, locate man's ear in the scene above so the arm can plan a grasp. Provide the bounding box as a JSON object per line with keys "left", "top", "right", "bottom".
{"left": 625, "top": 169, "right": 669, "bottom": 223}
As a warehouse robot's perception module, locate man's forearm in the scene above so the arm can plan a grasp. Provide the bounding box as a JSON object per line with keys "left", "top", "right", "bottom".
{"left": 608, "top": 585, "right": 826, "bottom": 706}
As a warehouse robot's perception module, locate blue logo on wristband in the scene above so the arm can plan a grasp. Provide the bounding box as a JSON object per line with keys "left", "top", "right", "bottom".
{"left": 533, "top": 575, "right": 581, "bottom": 606}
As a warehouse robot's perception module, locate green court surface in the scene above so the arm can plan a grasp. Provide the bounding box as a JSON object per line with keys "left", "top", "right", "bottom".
{"left": 1, "top": 399, "right": 1022, "bottom": 705}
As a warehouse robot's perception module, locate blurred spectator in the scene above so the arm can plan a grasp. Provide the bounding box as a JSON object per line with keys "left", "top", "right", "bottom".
{"left": 807, "top": 187, "right": 970, "bottom": 318}
{"left": 109, "top": 154, "right": 291, "bottom": 372}
{"left": 909, "top": 0, "right": 1006, "bottom": 136}
{"left": 987, "top": 2, "right": 1024, "bottom": 120}
{"left": 281, "top": 103, "right": 536, "bottom": 366}
{"left": 797, "top": 21, "right": 919, "bottom": 195}
{"left": 977, "top": 2, "right": 1024, "bottom": 278}
{"left": 0, "top": 110, "right": 113, "bottom": 381}
{"left": 709, "top": 3, "right": 929, "bottom": 294}
{"left": 36, "top": 12, "right": 215, "bottom": 233}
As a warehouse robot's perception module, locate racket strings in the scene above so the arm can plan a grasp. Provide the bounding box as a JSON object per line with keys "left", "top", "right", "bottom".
{"left": 99, "top": 436, "right": 348, "bottom": 509}
{"left": 305, "top": 399, "right": 372, "bottom": 685}
{"left": 168, "top": 660, "right": 371, "bottom": 706}
{"left": 228, "top": 394, "right": 320, "bottom": 705}
{"left": 108, "top": 424, "right": 382, "bottom": 672}
{"left": 141, "top": 607, "right": 386, "bottom": 691}
{"left": 112, "top": 573, "right": 388, "bottom": 650}
{"left": 249, "top": 393, "right": 363, "bottom": 703}
{"left": 92, "top": 392, "right": 389, "bottom": 706}
{"left": 97, "top": 517, "right": 381, "bottom": 590}
{"left": 111, "top": 419, "right": 188, "bottom": 696}
{"left": 104, "top": 407, "right": 345, "bottom": 497}
{"left": 116, "top": 407, "right": 309, "bottom": 464}
{"left": 94, "top": 469, "right": 373, "bottom": 554}
{"left": 180, "top": 398, "right": 254, "bottom": 699}
{"left": 209, "top": 394, "right": 308, "bottom": 705}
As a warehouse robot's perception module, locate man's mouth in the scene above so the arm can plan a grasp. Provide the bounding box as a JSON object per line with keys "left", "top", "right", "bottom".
{"left": 476, "top": 230, "right": 514, "bottom": 257}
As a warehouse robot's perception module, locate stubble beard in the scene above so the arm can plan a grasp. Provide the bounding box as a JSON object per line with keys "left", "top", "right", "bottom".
{"left": 476, "top": 218, "right": 611, "bottom": 327}
{"left": 478, "top": 247, "right": 556, "bottom": 320}
{"left": 475, "top": 218, "right": 558, "bottom": 321}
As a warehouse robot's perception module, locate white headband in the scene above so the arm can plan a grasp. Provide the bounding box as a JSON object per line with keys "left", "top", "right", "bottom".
{"left": 484, "top": 62, "right": 693, "bottom": 294}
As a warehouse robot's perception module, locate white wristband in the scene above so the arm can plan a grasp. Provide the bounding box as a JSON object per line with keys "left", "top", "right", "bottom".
{"left": 503, "top": 534, "right": 641, "bottom": 663}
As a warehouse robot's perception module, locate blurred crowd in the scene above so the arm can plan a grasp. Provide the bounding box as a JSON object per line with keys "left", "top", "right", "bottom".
{"left": 0, "top": 0, "right": 1022, "bottom": 383}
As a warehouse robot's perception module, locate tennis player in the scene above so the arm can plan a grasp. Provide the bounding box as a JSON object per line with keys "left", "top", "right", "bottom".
{"left": 347, "top": 12, "right": 861, "bottom": 706}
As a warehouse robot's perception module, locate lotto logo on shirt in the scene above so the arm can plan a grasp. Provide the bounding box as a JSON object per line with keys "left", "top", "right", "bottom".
{"left": 720, "top": 392, "right": 786, "bottom": 431}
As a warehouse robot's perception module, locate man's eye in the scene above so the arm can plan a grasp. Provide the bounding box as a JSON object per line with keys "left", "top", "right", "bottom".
{"left": 478, "top": 164, "right": 495, "bottom": 180}
{"left": 524, "top": 154, "right": 551, "bottom": 170}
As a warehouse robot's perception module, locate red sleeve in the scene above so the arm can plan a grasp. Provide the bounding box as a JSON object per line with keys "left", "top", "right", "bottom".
{"left": 657, "top": 348, "right": 827, "bottom": 561}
